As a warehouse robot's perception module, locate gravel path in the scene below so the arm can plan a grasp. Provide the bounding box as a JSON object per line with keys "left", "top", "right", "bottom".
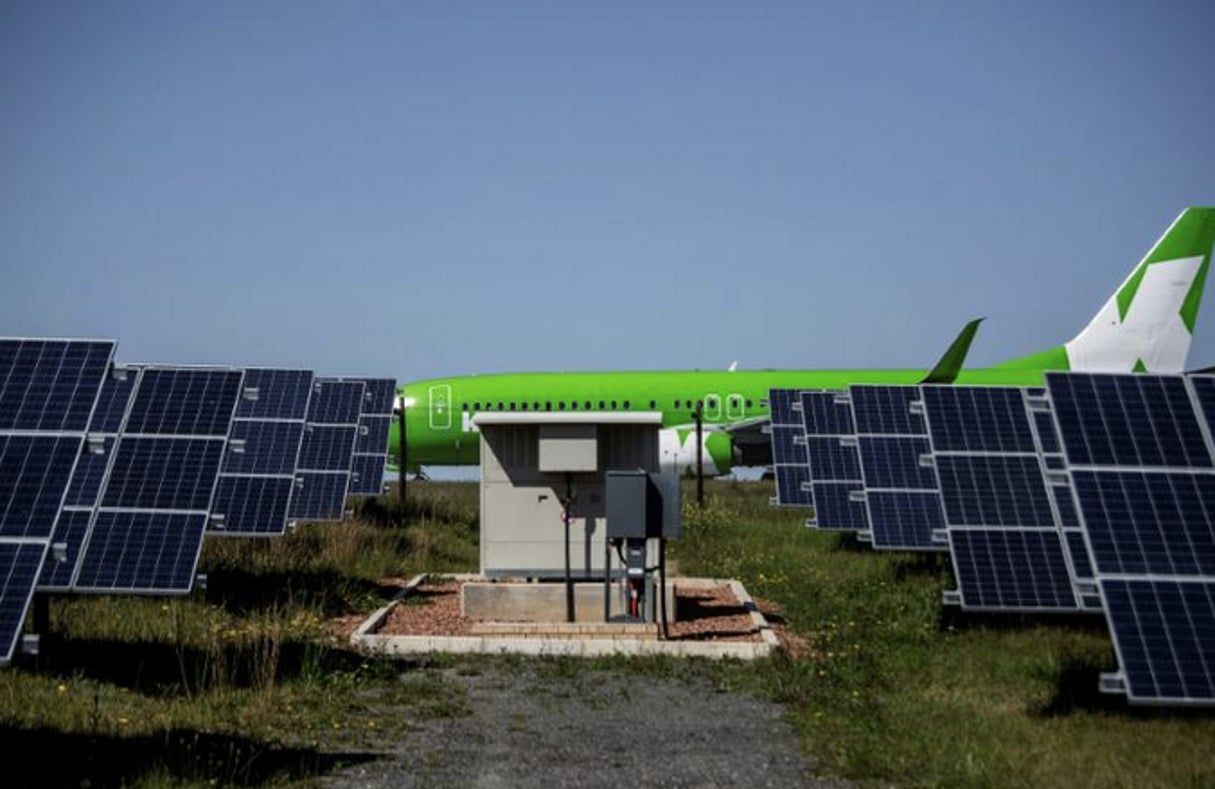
{"left": 320, "top": 662, "right": 847, "bottom": 789}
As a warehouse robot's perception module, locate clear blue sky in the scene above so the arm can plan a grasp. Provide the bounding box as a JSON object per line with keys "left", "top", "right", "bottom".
{"left": 2, "top": 1, "right": 1213, "bottom": 381}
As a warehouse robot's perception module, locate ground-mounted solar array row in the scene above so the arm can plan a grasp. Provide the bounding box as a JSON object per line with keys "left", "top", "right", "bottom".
{"left": 0, "top": 336, "right": 397, "bottom": 667}
{"left": 768, "top": 373, "right": 1215, "bottom": 707}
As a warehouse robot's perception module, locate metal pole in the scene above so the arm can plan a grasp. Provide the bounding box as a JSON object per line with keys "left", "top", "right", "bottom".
{"left": 397, "top": 405, "right": 407, "bottom": 506}
{"left": 564, "top": 473, "right": 575, "bottom": 623}
{"left": 695, "top": 404, "right": 704, "bottom": 507}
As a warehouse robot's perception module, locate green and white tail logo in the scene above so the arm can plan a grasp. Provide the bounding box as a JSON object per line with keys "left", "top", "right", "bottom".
{"left": 1066, "top": 207, "right": 1215, "bottom": 373}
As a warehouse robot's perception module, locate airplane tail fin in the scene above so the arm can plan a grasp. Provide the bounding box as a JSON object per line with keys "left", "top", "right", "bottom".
{"left": 998, "top": 207, "right": 1215, "bottom": 373}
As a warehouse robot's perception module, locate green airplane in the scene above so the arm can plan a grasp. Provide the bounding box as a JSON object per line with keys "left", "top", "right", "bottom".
{"left": 390, "top": 207, "right": 1215, "bottom": 477}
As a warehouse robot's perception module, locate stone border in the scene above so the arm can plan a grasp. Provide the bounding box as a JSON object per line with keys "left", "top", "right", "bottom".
{"left": 350, "top": 574, "right": 779, "bottom": 660}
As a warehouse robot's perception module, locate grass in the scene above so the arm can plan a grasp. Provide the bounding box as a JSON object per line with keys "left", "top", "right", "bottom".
{"left": 3, "top": 479, "right": 1213, "bottom": 787}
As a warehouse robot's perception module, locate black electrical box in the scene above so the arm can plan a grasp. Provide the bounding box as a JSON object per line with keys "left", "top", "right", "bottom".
{"left": 606, "top": 470, "right": 679, "bottom": 539}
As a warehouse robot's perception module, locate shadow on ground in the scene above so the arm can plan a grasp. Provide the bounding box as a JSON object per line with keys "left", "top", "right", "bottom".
{"left": 3, "top": 725, "right": 379, "bottom": 788}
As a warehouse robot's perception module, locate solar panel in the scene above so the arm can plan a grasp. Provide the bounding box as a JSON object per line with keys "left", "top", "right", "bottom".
{"left": 74, "top": 367, "right": 242, "bottom": 593}
{"left": 350, "top": 454, "right": 389, "bottom": 497}
{"left": 0, "top": 339, "right": 114, "bottom": 431}
{"left": 355, "top": 416, "right": 392, "bottom": 456}
{"left": 800, "top": 392, "right": 855, "bottom": 436}
{"left": 865, "top": 490, "right": 947, "bottom": 549}
{"left": 946, "top": 529, "right": 1078, "bottom": 611}
{"left": 809, "top": 482, "right": 869, "bottom": 530}
{"left": 850, "top": 385, "right": 926, "bottom": 435}
{"left": 767, "top": 390, "right": 813, "bottom": 507}
{"left": 934, "top": 455, "right": 1056, "bottom": 528}
{"left": 307, "top": 379, "right": 366, "bottom": 425}
{"left": 0, "top": 338, "right": 114, "bottom": 663}
{"left": 1102, "top": 579, "right": 1215, "bottom": 705}
{"left": 856, "top": 436, "right": 937, "bottom": 489}
{"left": 211, "top": 368, "right": 313, "bottom": 537}
{"left": 289, "top": 472, "right": 352, "bottom": 521}
{"left": 921, "top": 386, "right": 1037, "bottom": 453}
{"left": 804, "top": 436, "right": 862, "bottom": 481}
{"left": 1046, "top": 373, "right": 1211, "bottom": 468}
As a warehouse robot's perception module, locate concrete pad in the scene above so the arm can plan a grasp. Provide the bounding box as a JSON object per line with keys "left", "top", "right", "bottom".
{"left": 349, "top": 574, "right": 780, "bottom": 661}
{"left": 461, "top": 580, "right": 677, "bottom": 623}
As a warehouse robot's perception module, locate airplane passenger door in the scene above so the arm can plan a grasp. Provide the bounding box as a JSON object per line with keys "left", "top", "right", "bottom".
{"left": 726, "top": 393, "right": 745, "bottom": 420}
{"left": 428, "top": 384, "right": 452, "bottom": 430}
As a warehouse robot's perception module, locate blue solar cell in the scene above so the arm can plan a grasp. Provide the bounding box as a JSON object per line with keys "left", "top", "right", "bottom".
{"left": 850, "top": 386, "right": 925, "bottom": 435}
{"left": 62, "top": 437, "right": 115, "bottom": 508}
{"left": 296, "top": 425, "right": 358, "bottom": 471}
{"left": 1050, "top": 484, "right": 1080, "bottom": 528}
{"left": 74, "top": 512, "right": 208, "bottom": 592}
{"left": 948, "top": 529, "right": 1078, "bottom": 610}
{"left": 223, "top": 420, "right": 304, "bottom": 475}
{"left": 101, "top": 438, "right": 225, "bottom": 511}
{"left": 805, "top": 437, "right": 862, "bottom": 482}
{"left": 1071, "top": 471, "right": 1215, "bottom": 576}
{"left": 800, "top": 392, "right": 854, "bottom": 436}
{"left": 38, "top": 508, "right": 94, "bottom": 589}
{"left": 857, "top": 436, "right": 937, "bottom": 489}
{"left": 0, "top": 541, "right": 47, "bottom": 663}
{"left": 922, "top": 386, "right": 1036, "bottom": 453}
{"left": 0, "top": 435, "right": 83, "bottom": 539}
{"left": 355, "top": 416, "right": 392, "bottom": 455}
{"left": 349, "top": 454, "right": 388, "bottom": 496}
{"left": 1046, "top": 373, "right": 1211, "bottom": 468}
{"left": 124, "top": 369, "right": 244, "bottom": 436}
{"left": 935, "top": 455, "right": 1056, "bottom": 527}
{"left": 1033, "top": 410, "right": 1062, "bottom": 454}
{"left": 235, "top": 369, "right": 314, "bottom": 420}
{"left": 211, "top": 476, "right": 295, "bottom": 535}
{"left": 1103, "top": 579, "right": 1215, "bottom": 705}
{"left": 89, "top": 370, "right": 138, "bottom": 433}
{"left": 866, "top": 490, "right": 946, "bottom": 550}
{"left": 771, "top": 425, "right": 806, "bottom": 465}
{"left": 774, "top": 465, "right": 813, "bottom": 507}
{"left": 288, "top": 472, "right": 350, "bottom": 520}
{"left": 811, "top": 482, "right": 869, "bottom": 530}
{"left": 767, "top": 389, "right": 802, "bottom": 426}
{"left": 307, "top": 380, "right": 365, "bottom": 424}
{"left": 0, "top": 339, "right": 114, "bottom": 432}
{"left": 1065, "top": 529, "right": 1095, "bottom": 581}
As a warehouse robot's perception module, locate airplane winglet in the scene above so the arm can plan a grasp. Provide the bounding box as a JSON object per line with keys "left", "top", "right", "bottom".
{"left": 921, "top": 318, "right": 985, "bottom": 384}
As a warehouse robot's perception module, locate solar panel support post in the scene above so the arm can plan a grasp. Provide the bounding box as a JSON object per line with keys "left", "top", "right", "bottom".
{"left": 397, "top": 405, "right": 407, "bottom": 508}
{"left": 695, "top": 405, "right": 704, "bottom": 508}
{"left": 31, "top": 592, "right": 50, "bottom": 638}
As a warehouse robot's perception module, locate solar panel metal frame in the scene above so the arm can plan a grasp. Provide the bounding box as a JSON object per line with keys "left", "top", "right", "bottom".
{"left": 0, "top": 338, "right": 115, "bottom": 663}
{"left": 72, "top": 365, "right": 244, "bottom": 594}
{"left": 211, "top": 368, "right": 315, "bottom": 537}
{"left": 345, "top": 377, "right": 396, "bottom": 497}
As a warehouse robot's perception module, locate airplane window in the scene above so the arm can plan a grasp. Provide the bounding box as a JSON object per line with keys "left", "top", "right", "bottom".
{"left": 623, "top": 400, "right": 631, "bottom": 410}
{"left": 610, "top": 401, "right": 617, "bottom": 410}
{"left": 462, "top": 402, "right": 469, "bottom": 411}
{"left": 535, "top": 402, "right": 541, "bottom": 411}
{"left": 672, "top": 400, "right": 679, "bottom": 409}
{"left": 545, "top": 401, "right": 552, "bottom": 411}
{"left": 731, "top": 397, "right": 739, "bottom": 406}
{"left": 648, "top": 400, "right": 656, "bottom": 409}
{"left": 509, "top": 402, "right": 517, "bottom": 411}
{"left": 497, "top": 402, "right": 504, "bottom": 410}
{"left": 521, "top": 402, "right": 528, "bottom": 411}
{"left": 558, "top": 402, "right": 566, "bottom": 410}
{"left": 598, "top": 401, "right": 605, "bottom": 410}
{"left": 584, "top": 401, "right": 592, "bottom": 410}
{"left": 746, "top": 399, "right": 753, "bottom": 408}
{"left": 474, "top": 402, "right": 481, "bottom": 411}
{"left": 685, "top": 400, "right": 692, "bottom": 409}
{"left": 571, "top": 401, "right": 578, "bottom": 411}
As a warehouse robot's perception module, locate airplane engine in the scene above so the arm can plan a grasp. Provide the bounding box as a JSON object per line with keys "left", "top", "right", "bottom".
{"left": 658, "top": 428, "right": 734, "bottom": 477}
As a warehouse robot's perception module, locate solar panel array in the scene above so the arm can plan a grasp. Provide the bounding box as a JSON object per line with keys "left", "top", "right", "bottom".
{"left": 348, "top": 378, "right": 396, "bottom": 496}
{"left": 0, "top": 335, "right": 396, "bottom": 666}
{"left": 767, "top": 372, "right": 1215, "bottom": 707}
{"left": 1047, "top": 372, "right": 1215, "bottom": 706}
{"left": 0, "top": 339, "right": 114, "bottom": 663}
{"left": 767, "top": 389, "right": 812, "bottom": 507}
{"left": 289, "top": 378, "right": 365, "bottom": 520}
{"left": 210, "top": 369, "right": 314, "bottom": 536}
